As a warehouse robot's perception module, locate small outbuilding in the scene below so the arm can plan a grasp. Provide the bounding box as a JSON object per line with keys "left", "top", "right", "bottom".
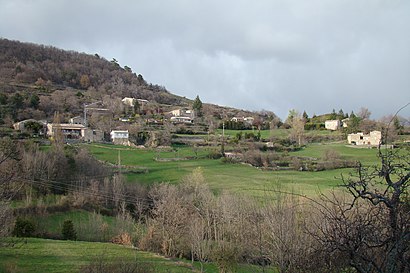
{"left": 325, "top": 120, "right": 341, "bottom": 131}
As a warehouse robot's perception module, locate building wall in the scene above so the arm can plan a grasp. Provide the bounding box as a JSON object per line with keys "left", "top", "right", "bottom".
{"left": 348, "top": 131, "right": 381, "bottom": 146}
{"left": 122, "top": 97, "right": 135, "bottom": 107}
{"left": 69, "top": 116, "right": 84, "bottom": 124}
{"left": 110, "top": 130, "right": 130, "bottom": 146}
{"left": 325, "top": 120, "right": 341, "bottom": 130}
{"left": 84, "top": 129, "right": 104, "bottom": 142}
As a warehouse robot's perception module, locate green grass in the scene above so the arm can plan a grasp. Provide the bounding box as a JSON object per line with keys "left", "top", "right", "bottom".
{"left": 291, "top": 142, "right": 380, "bottom": 165}
{"left": 0, "top": 238, "right": 276, "bottom": 273}
{"left": 84, "top": 142, "right": 381, "bottom": 197}
{"left": 215, "top": 129, "right": 341, "bottom": 140}
{"left": 0, "top": 238, "right": 198, "bottom": 273}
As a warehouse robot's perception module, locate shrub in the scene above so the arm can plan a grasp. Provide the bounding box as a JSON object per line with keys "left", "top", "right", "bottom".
{"left": 62, "top": 219, "right": 77, "bottom": 240}
{"left": 208, "top": 149, "right": 223, "bottom": 159}
{"left": 12, "top": 218, "right": 35, "bottom": 237}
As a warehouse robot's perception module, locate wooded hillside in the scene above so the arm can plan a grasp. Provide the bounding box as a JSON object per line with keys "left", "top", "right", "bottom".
{"left": 0, "top": 38, "right": 190, "bottom": 123}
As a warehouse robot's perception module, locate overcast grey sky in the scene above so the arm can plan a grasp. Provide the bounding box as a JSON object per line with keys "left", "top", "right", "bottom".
{"left": 1, "top": 0, "right": 409, "bottom": 119}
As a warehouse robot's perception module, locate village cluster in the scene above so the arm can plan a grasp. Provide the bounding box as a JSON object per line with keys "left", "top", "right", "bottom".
{"left": 12, "top": 96, "right": 382, "bottom": 147}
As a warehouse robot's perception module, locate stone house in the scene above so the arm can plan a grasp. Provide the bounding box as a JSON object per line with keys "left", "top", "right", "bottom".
{"left": 325, "top": 120, "right": 341, "bottom": 130}
{"left": 47, "top": 123, "right": 87, "bottom": 140}
{"left": 13, "top": 119, "right": 47, "bottom": 135}
{"left": 46, "top": 123, "right": 103, "bottom": 142}
{"left": 347, "top": 131, "right": 382, "bottom": 146}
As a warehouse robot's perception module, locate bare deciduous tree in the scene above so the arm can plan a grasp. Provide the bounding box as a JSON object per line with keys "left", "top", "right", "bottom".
{"left": 0, "top": 137, "right": 23, "bottom": 240}
{"left": 312, "top": 146, "right": 410, "bottom": 273}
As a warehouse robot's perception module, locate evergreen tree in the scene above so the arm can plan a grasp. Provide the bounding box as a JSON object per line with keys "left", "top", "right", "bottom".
{"left": 133, "top": 99, "right": 140, "bottom": 114}
{"left": 330, "top": 109, "right": 337, "bottom": 120}
{"left": 62, "top": 219, "right": 76, "bottom": 240}
{"left": 302, "top": 110, "right": 309, "bottom": 121}
{"left": 29, "top": 94, "right": 40, "bottom": 109}
{"left": 338, "top": 109, "right": 344, "bottom": 119}
{"left": 192, "top": 95, "right": 203, "bottom": 117}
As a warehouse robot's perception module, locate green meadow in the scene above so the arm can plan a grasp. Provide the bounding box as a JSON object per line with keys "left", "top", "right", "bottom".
{"left": 0, "top": 238, "right": 275, "bottom": 273}
{"left": 215, "top": 128, "right": 342, "bottom": 139}
{"left": 85, "top": 139, "right": 380, "bottom": 197}
{"left": 0, "top": 238, "right": 201, "bottom": 273}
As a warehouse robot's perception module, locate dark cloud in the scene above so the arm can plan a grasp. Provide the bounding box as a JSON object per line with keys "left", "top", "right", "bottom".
{"left": 1, "top": 0, "right": 409, "bottom": 119}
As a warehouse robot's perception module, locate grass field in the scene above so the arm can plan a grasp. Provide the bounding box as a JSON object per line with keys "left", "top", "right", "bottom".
{"left": 215, "top": 129, "right": 342, "bottom": 139}
{"left": 85, "top": 141, "right": 380, "bottom": 196}
{"left": 0, "top": 238, "right": 275, "bottom": 273}
{"left": 0, "top": 238, "right": 198, "bottom": 273}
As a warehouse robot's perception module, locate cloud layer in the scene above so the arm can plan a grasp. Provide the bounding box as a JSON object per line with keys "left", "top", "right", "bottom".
{"left": 1, "top": 0, "right": 409, "bottom": 118}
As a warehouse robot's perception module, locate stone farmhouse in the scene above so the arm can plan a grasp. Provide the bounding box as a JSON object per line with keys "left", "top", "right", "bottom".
{"left": 13, "top": 119, "right": 47, "bottom": 135}
{"left": 347, "top": 131, "right": 382, "bottom": 146}
{"left": 110, "top": 130, "right": 130, "bottom": 146}
{"left": 47, "top": 123, "right": 103, "bottom": 142}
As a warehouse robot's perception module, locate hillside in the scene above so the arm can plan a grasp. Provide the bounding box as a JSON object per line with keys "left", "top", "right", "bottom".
{"left": 0, "top": 38, "right": 191, "bottom": 121}
{"left": 0, "top": 38, "right": 270, "bottom": 126}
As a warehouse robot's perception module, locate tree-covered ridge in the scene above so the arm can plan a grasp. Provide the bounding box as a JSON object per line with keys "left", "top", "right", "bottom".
{"left": 0, "top": 38, "right": 190, "bottom": 121}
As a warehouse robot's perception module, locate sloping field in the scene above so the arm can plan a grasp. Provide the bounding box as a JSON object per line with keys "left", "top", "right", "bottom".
{"left": 85, "top": 142, "right": 380, "bottom": 196}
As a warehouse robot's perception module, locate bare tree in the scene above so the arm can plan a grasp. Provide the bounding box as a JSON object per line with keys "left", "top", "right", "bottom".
{"left": 313, "top": 145, "right": 410, "bottom": 273}
{"left": 289, "top": 113, "right": 305, "bottom": 146}
{"left": 0, "top": 137, "right": 23, "bottom": 240}
{"left": 357, "top": 107, "right": 372, "bottom": 120}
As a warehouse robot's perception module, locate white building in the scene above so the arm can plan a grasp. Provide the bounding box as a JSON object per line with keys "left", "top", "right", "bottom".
{"left": 121, "top": 97, "right": 149, "bottom": 108}
{"left": 110, "top": 130, "right": 130, "bottom": 146}
{"left": 325, "top": 120, "right": 341, "bottom": 131}
{"left": 169, "top": 108, "right": 194, "bottom": 118}
{"left": 121, "top": 97, "right": 135, "bottom": 107}
{"left": 231, "top": 116, "right": 254, "bottom": 125}
{"left": 170, "top": 116, "right": 193, "bottom": 123}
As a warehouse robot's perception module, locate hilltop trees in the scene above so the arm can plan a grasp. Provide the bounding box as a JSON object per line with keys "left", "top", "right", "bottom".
{"left": 0, "top": 38, "right": 188, "bottom": 121}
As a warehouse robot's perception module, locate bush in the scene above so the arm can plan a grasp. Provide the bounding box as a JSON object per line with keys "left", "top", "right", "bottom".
{"left": 12, "top": 218, "right": 35, "bottom": 237}
{"left": 208, "top": 149, "right": 223, "bottom": 159}
{"left": 62, "top": 219, "right": 77, "bottom": 240}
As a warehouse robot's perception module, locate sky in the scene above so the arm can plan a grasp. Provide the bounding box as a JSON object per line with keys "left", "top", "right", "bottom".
{"left": 0, "top": 0, "right": 409, "bottom": 119}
